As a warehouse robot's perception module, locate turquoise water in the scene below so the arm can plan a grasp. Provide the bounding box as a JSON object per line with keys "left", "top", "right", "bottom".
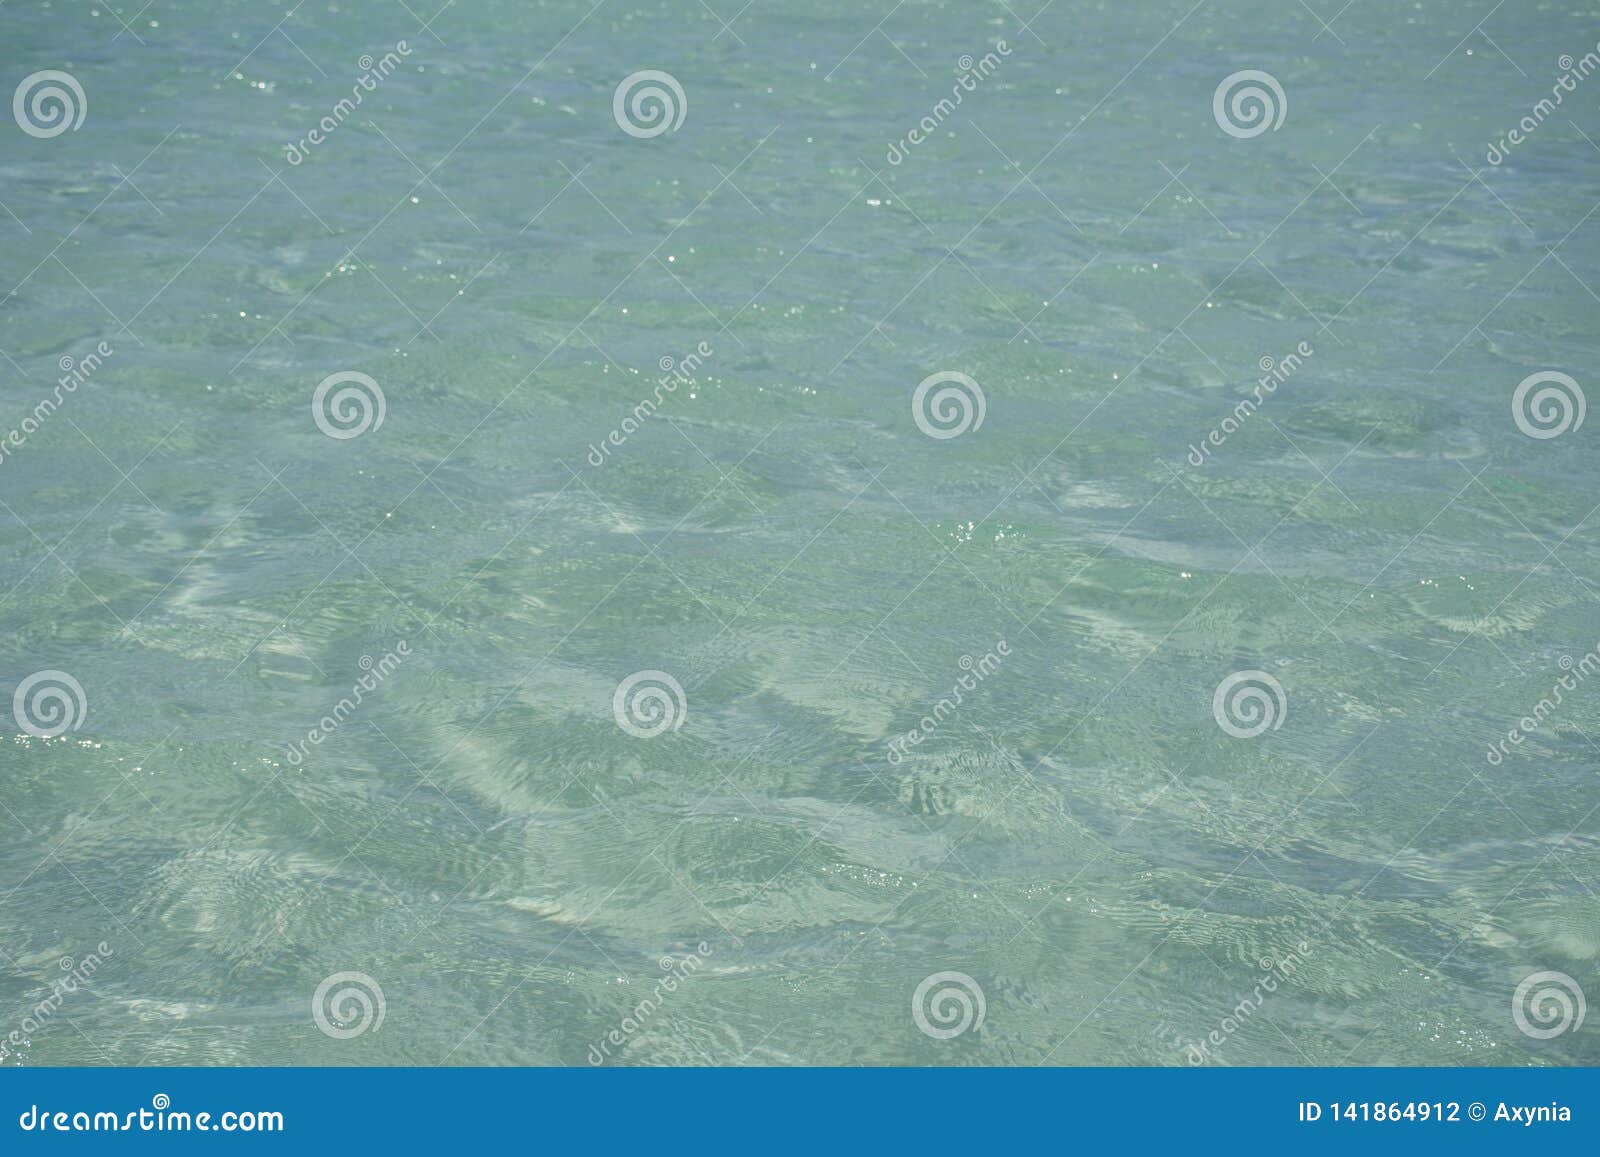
{"left": 2, "top": 0, "right": 1598, "bottom": 1066}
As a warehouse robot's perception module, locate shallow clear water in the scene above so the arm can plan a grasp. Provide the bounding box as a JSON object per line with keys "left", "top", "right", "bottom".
{"left": 2, "top": 0, "right": 1598, "bottom": 1066}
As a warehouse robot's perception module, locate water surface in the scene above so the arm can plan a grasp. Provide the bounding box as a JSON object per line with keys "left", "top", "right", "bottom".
{"left": 2, "top": 0, "right": 1598, "bottom": 1065}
